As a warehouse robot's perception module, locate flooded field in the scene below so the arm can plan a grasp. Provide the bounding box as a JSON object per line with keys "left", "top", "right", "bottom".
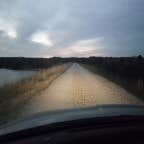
{"left": 0, "top": 69, "right": 37, "bottom": 87}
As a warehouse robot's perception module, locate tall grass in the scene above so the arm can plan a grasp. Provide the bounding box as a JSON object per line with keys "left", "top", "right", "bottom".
{"left": 0, "top": 63, "right": 70, "bottom": 124}
{"left": 83, "top": 64, "right": 144, "bottom": 101}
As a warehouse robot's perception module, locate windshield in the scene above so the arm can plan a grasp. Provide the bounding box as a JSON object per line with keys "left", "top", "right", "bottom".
{"left": 0, "top": 0, "right": 144, "bottom": 126}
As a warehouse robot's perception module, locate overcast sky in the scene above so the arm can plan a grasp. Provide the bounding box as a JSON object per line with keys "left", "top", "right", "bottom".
{"left": 0, "top": 0, "right": 144, "bottom": 57}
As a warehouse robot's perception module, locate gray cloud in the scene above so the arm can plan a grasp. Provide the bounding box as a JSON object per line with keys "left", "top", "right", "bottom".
{"left": 0, "top": 0, "right": 144, "bottom": 57}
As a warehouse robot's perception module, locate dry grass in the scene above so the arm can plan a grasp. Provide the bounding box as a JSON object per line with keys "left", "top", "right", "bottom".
{"left": 0, "top": 64, "right": 70, "bottom": 98}
{"left": 0, "top": 63, "right": 70, "bottom": 124}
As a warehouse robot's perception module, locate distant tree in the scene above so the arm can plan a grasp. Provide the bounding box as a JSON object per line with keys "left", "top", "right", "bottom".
{"left": 137, "top": 55, "right": 143, "bottom": 59}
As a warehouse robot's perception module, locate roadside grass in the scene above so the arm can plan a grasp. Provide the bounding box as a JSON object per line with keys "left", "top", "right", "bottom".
{"left": 82, "top": 64, "right": 144, "bottom": 101}
{"left": 0, "top": 63, "right": 71, "bottom": 124}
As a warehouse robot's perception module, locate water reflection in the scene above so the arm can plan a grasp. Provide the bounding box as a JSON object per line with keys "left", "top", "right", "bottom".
{"left": 0, "top": 69, "right": 37, "bottom": 87}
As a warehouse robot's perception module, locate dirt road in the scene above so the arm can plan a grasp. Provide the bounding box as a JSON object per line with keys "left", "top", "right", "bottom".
{"left": 23, "top": 63, "right": 142, "bottom": 115}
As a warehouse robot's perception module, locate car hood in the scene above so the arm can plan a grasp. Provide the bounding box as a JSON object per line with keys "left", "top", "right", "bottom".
{"left": 0, "top": 104, "right": 144, "bottom": 135}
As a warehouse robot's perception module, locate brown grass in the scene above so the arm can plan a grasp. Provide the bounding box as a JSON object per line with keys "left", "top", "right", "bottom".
{"left": 0, "top": 63, "right": 71, "bottom": 124}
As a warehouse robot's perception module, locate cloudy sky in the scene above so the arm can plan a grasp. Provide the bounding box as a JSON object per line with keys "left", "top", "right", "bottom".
{"left": 0, "top": 0, "right": 144, "bottom": 57}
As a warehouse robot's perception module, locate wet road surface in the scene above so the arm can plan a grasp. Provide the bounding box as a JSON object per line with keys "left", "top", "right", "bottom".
{"left": 23, "top": 63, "right": 142, "bottom": 115}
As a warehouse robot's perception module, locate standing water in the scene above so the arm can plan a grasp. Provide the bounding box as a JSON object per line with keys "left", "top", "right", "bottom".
{"left": 0, "top": 69, "right": 37, "bottom": 87}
